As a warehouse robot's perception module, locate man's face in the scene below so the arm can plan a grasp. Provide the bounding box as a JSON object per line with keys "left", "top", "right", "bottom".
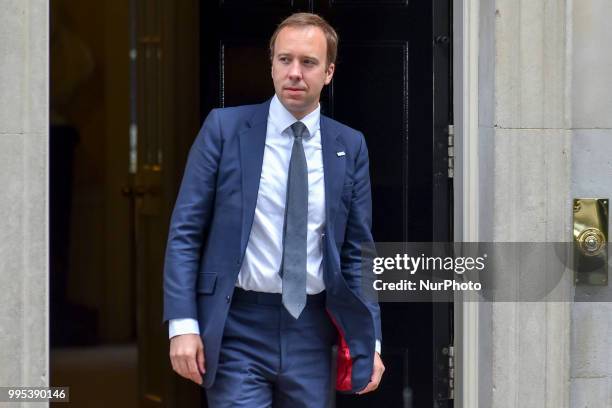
{"left": 271, "top": 26, "right": 335, "bottom": 119}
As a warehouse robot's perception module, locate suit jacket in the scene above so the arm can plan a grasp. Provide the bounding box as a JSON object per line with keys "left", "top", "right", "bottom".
{"left": 163, "top": 98, "right": 382, "bottom": 393}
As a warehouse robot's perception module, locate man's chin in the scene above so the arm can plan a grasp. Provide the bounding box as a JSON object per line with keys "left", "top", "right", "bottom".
{"left": 278, "top": 98, "right": 309, "bottom": 116}
{"left": 281, "top": 94, "right": 304, "bottom": 104}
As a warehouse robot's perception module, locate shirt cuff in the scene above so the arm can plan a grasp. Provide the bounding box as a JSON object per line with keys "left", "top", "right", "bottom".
{"left": 168, "top": 318, "right": 200, "bottom": 339}
{"left": 375, "top": 339, "right": 381, "bottom": 355}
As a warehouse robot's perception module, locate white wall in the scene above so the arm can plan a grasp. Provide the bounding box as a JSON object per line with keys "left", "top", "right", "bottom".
{"left": 464, "top": 0, "right": 612, "bottom": 406}
{"left": 0, "top": 0, "right": 49, "bottom": 402}
{"left": 570, "top": 0, "right": 612, "bottom": 405}
{"left": 470, "top": 0, "right": 573, "bottom": 406}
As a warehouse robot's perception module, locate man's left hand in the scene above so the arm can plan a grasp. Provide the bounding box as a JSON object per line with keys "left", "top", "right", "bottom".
{"left": 357, "top": 352, "right": 385, "bottom": 394}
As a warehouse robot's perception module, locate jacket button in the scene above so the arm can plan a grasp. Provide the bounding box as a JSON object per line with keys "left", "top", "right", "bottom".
{"left": 226, "top": 296, "right": 230, "bottom": 303}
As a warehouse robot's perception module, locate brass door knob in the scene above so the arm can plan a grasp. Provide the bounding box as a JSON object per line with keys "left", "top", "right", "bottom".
{"left": 576, "top": 227, "right": 605, "bottom": 256}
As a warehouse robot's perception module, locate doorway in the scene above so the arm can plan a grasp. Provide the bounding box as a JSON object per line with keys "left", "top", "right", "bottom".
{"left": 126, "top": 0, "right": 454, "bottom": 406}
{"left": 195, "top": 1, "right": 454, "bottom": 407}
{"left": 49, "top": 0, "right": 138, "bottom": 407}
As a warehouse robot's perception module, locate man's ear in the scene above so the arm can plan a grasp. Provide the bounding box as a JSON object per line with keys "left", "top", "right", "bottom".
{"left": 324, "top": 63, "right": 335, "bottom": 85}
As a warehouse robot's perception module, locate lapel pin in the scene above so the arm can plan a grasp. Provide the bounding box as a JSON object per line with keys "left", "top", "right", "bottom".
{"left": 336, "top": 151, "right": 346, "bottom": 157}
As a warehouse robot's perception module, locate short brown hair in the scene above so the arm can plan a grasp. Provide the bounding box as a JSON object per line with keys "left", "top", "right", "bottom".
{"left": 269, "top": 13, "right": 338, "bottom": 68}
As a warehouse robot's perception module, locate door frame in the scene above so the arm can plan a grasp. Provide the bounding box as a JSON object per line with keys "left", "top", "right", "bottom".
{"left": 452, "top": 0, "right": 480, "bottom": 407}
{"left": 132, "top": 0, "right": 202, "bottom": 406}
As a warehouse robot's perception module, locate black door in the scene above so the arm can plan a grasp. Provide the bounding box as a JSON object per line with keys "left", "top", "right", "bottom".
{"left": 199, "top": 1, "right": 453, "bottom": 407}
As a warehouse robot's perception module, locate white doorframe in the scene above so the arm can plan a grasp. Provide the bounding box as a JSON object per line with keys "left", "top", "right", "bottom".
{"left": 453, "top": 0, "right": 480, "bottom": 406}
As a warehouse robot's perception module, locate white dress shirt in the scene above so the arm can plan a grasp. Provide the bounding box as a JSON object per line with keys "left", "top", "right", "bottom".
{"left": 236, "top": 95, "right": 326, "bottom": 294}
{"left": 168, "top": 95, "right": 381, "bottom": 354}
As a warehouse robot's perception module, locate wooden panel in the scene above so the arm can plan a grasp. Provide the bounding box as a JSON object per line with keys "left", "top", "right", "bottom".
{"left": 330, "top": 42, "right": 408, "bottom": 242}
{"left": 134, "top": 0, "right": 201, "bottom": 406}
{"left": 135, "top": 0, "right": 165, "bottom": 406}
{"left": 221, "top": 42, "right": 275, "bottom": 107}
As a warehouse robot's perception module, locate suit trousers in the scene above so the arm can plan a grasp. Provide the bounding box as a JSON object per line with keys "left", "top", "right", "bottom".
{"left": 205, "top": 288, "right": 336, "bottom": 408}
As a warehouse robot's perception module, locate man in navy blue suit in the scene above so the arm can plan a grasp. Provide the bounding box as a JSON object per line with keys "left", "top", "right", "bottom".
{"left": 163, "top": 12, "right": 384, "bottom": 407}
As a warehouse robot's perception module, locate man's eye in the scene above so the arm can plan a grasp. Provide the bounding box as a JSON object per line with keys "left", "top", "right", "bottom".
{"left": 303, "top": 60, "right": 314, "bottom": 65}
{"left": 279, "top": 57, "right": 289, "bottom": 63}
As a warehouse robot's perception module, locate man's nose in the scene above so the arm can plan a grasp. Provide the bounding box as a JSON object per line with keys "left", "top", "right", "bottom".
{"left": 288, "top": 61, "right": 302, "bottom": 80}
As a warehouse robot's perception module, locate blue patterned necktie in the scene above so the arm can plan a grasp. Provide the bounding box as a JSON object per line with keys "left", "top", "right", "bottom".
{"left": 281, "top": 121, "right": 309, "bottom": 319}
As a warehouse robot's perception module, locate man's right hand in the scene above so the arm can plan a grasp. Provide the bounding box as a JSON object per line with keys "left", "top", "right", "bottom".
{"left": 169, "top": 334, "right": 205, "bottom": 385}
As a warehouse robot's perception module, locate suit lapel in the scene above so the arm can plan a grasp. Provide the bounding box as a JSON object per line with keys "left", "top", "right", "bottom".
{"left": 321, "top": 115, "right": 346, "bottom": 228}
{"left": 239, "top": 100, "right": 271, "bottom": 255}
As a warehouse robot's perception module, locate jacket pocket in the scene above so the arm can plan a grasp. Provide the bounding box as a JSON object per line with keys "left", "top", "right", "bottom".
{"left": 196, "top": 272, "right": 217, "bottom": 294}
